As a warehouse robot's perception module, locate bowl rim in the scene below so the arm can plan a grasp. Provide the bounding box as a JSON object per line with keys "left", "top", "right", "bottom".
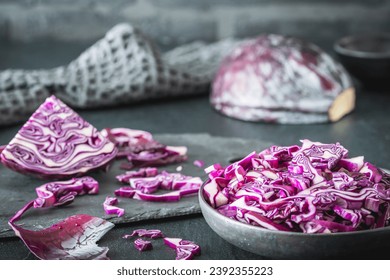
{"left": 334, "top": 33, "right": 390, "bottom": 59}
{"left": 199, "top": 168, "right": 390, "bottom": 238}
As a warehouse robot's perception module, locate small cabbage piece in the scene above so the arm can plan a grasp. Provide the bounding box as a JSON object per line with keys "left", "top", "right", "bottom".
{"left": 103, "top": 196, "right": 125, "bottom": 217}
{"left": 193, "top": 160, "right": 205, "bottom": 168}
{"left": 134, "top": 238, "right": 153, "bottom": 251}
{"left": 123, "top": 229, "right": 164, "bottom": 239}
{"left": 116, "top": 167, "right": 158, "bottom": 183}
{"left": 101, "top": 128, "right": 161, "bottom": 157}
{"left": 163, "top": 237, "right": 201, "bottom": 260}
{"left": 34, "top": 176, "right": 99, "bottom": 208}
{"left": 203, "top": 140, "right": 390, "bottom": 233}
{"left": 0, "top": 95, "right": 117, "bottom": 179}
{"left": 101, "top": 127, "right": 187, "bottom": 169}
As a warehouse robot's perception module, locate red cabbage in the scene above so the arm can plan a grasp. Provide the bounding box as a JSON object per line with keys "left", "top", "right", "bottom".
{"left": 8, "top": 177, "right": 114, "bottom": 260}
{"left": 34, "top": 176, "right": 99, "bottom": 207}
{"left": 101, "top": 127, "right": 188, "bottom": 169}
{"left": 210, "top": 35, "right": 354, "bottom": 124}
{"left": 103, "top": 196, "right": 124, "bottom": 217}
{"left": 115, "top": 169, "right": 202, "bottom": 202}
{"left": 193, "top": 160, "right": 205, "bottom": 168}
{"left": 123, "top": 229, "right": 164, "bottom": 239}
{"left": 101, "top": 128, "right": 161, "bottom": 157}
{"left": 0, "top": 95, "right": 117, "bottom": 179}
{"left": 9, "top": 213, "right": 114, "bottom": 260}
{"left": 163, "top": 237, "right": 201, "bottom": 260}
{"left": 133, "top": 238, "right": 153, "bottom": 251}
{"left": 116, "top": 167, "right": 158, "bottom": 183}
{"left": 203, "top": 140, "right": 390, "bottom": 233}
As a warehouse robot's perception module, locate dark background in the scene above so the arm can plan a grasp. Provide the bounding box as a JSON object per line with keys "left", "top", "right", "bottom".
{"left": 0, "top": 0, "right": 390, "bottom": 53}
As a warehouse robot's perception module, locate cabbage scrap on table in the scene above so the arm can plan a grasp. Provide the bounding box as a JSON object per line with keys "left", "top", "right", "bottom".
{"left": 203, "top": 140, "right": 390, "bottom": 233}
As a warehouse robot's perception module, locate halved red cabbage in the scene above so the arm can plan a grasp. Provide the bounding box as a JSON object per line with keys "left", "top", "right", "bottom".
{"left": 134, "top": 238, "right": 153, "bottom": 251}
{"left": 123, "top": 229, "right": 164, "bottom": 239}
{"left": 103, "top": 196, "right": 124, "bottom": 217}
{"left": 101, "top": 127, "right": 187, "bottom": 169}
{"left": 163, "top": 237, "right": 201, "bottom": 260}
{"left": 0, "top": 95, "right": 117, "bottom": 179}
{"left": 114, "top": 169, "right": 202, "bottom": 202}
{"left": 203, "top": 139, "right": 390, "bottom": 233}
{"left": 211, "top": 34, "right": 354, "bottom": 124}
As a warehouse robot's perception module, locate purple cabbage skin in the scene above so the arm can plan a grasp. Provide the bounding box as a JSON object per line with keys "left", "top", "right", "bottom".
{"left": 0, "top": 95, "right": 117, "bottom": 179}
{"left": 8, "top": 177, "right": 114, "bottom": 260}
{"left": 203, "top": 139, "right": 390, "bottom": 233}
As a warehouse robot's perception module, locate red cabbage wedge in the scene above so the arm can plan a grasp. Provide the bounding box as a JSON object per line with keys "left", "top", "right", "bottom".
{"left": 0, "top": 95, "right": 117, "bottom": 179}
{"left": 203, "top": 140, "right": 390, "bottom": 233}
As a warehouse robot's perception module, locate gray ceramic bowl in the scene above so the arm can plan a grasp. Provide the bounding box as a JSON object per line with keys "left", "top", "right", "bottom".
{"left": 334, "top": 33, "right": 390, "bottom": 90}
{"left": 199, "top": 172, "right": 390, "bottom": 259}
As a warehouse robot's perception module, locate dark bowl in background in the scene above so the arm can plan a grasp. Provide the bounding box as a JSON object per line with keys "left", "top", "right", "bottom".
{"left": 334, "top": 33, "right": 390, "bottom": 90}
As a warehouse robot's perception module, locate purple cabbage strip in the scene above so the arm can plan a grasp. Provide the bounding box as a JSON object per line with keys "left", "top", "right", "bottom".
{"left": 103, "top": 196, "right": 125, "bottom": 217}
{"left": 34, "top": 176, "right": 99, "bottom": 208}
{"left": 193, "top": 160, "right": 205, "bottom": 168}
{"left": 134, "top": 238, "right": 153, "bottom": 251}
{"left": 123, "top": 229, "right": 164, "bottom": 239}
{"left": 115, "top": 169, "right": 202, "bottom": 202}
{"left": 163, "top": 237, "right": 201, "bottom": 260}
{"left": 116, "top": 167, "right": 158, "bottom": 183}
{"left": 101, "top": 127, "right": 187, "bottom": 169}
{"left": 203, "top": 140, "right": 390, "bottom": 233}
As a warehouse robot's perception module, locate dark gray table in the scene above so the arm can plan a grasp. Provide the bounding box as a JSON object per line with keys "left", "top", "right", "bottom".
{"left": 0, "top": 41, "right": 389, "bottom": 260}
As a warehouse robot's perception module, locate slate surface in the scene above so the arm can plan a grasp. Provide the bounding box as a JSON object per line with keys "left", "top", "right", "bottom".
{"left": 0, "top": 133, "right": 271, "bottom": 238}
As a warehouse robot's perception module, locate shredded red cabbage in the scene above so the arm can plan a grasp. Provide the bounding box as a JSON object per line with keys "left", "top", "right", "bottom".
{"left": 203, "top": 140, "right": 390, "bottom": 233}
{"left": 0, "top": 95, "right": 117, "bottom": 179}
{"left": 163, "top": 237, "right": 201, "bottom": 260}
{"left": 103, "top": 196, "right": 125, "bottom": 217}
